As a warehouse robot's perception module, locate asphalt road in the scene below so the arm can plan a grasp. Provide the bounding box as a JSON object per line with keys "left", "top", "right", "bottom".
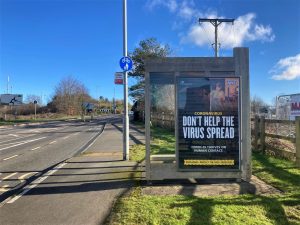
{"left": 0, "top": 114, "right": 142, "bottom": 225}
{"left": 0, "top": 117, "right": 107, "bottom": 201}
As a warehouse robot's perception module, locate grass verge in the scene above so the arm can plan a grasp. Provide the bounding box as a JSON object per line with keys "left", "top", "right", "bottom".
{"left": 108, "top": 125, "right": 300, "bottom": 225}
{"left": 129, "top": 126, "right": 175, "bottom": 162}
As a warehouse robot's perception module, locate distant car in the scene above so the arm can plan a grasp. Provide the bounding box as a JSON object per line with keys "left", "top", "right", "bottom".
{"left": 129, "top": 111, "right": 134, "bottom": 115}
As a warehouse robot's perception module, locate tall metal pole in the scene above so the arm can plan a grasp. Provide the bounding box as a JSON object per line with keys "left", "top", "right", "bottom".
{"left": 7, "top": 76, "right": 9, "bottom": 94}
{"left": 214, "top": 23, "right": 218, "bottom": 57}
{"left": 123, "top": 0, "right": 129, "bottom": 160}
{"left": 199, "top": 18, "right": 234, "bottom": 57}
{"left": 34, "top": 103, "right": 37, "bottom": 120}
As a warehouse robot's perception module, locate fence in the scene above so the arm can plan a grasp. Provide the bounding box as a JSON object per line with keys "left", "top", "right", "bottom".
{"left": 252, "top": 116, "right": 300, "bottom": 166}
{"left": 151, "top": 112, "right": 174, "bottom": 130}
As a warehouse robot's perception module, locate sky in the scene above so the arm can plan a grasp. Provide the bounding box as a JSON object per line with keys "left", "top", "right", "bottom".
{"left": 0, "top": 0, "right": 299, "bottom": 105}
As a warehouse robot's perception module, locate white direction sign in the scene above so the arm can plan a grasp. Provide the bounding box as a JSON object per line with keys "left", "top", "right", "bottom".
{"left": 0, "top": 94, "right": 23, "bottom": 105}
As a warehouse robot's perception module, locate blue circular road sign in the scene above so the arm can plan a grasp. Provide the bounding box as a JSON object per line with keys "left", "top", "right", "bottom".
{"left": 119, "top": 56, "right": 133, "bottom": 71}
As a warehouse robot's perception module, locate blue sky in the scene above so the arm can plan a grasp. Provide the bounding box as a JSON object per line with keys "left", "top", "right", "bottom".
{"left": 0, "top": 0, "right": 299, "bottom": 105}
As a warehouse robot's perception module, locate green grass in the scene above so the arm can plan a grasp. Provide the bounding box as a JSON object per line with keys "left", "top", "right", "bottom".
{"left": 150, "top": 127, "right": 175, "bottom": 155}
{"left": 108, "top": 194, "right": 296, "bottom": 225}
{"left": 108, "top": 153, "right": 300, "bottom": 224}
{"left": 252, "top": 152, "right": 300, "bottom": 194}
{"left": 129, "top": 126, "right": 175, "bottom": 162}
{"left": 108, "top": 126, "right": 300, "bottom": 225}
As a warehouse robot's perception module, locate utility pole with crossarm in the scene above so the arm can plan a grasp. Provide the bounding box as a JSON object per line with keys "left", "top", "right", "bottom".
{"left": 199, "top": 18, "right": 234, "bottom": 57}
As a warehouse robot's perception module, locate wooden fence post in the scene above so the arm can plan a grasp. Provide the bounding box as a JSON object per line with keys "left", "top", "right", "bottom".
{"left": 253, "top": 115, "right": 259, "bottom": 151}
{"left": 296, "top": 117, "right": 300, "bottom": 167}
{"left": 260, "top": 116, "right": 266, "bottom": 153}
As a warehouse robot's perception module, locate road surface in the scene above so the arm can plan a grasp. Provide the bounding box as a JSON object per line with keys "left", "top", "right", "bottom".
{"left": 0, "top": 117, "right": 107, "bottom": 202}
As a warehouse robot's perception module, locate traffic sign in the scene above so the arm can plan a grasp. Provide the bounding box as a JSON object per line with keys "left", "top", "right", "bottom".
{"left": 115, "top": 72, "right": 123, "bottom": 85}
{"left": 119, "top": 56, "right": 133, "bottom": 71}
{"left": 0, "top": 94, "right": 23, "bottom": 105}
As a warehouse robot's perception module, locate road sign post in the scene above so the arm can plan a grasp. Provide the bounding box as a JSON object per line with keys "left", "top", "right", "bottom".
{"left": 121, "top": 0, "right": 130, "bottom": 161}
{"left": 34, "top": 100, "right": 37, "bottom": 120}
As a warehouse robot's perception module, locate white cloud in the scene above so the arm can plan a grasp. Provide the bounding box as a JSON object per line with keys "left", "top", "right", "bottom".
{"left": 270, "top": 54, "right": 300, "bottom": 80}
{"left": 178, "top": 0, "right": 198, "bottom": 20}
{"left": 183, "top": 13, "right": 275, "bottom": 48}
{"left": 146, "top": 0, "right": 275, "bottom": 49}
{"left": 146, "top": 0, "right": 178, "bottom": 13}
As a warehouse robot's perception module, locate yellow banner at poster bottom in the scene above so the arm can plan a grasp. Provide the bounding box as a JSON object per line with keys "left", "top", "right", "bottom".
{"left": 184, "top": 159, "right": 234, "bottom": 166}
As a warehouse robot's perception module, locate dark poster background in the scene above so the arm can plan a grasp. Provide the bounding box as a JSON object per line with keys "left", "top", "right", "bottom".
{"left": 177, "top": 77, "right": 240, "bottom": 170}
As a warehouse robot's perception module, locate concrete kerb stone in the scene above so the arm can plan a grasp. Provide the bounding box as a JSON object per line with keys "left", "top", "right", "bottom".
{"left": 141, "top": 175, "right": 282, "bottom": 197}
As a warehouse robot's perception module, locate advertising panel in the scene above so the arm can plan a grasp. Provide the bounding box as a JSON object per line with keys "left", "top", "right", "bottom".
{"left": 290, "top": 94, "right": 300, "bottom": 120}
{"left": 177, "top": 77, "right": 240, "bottom": 170}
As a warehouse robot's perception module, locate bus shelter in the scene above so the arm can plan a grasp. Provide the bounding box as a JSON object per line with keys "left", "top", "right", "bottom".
{"left": 144, "top": 47, "right": 251, "bottom": 182}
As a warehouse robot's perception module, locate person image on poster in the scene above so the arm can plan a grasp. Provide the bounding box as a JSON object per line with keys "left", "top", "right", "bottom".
{"left": 184, "top": 85, "right": 210, "bottom": 112}
{"left": 210, "top": 82, "right": 225, "bottom": 111}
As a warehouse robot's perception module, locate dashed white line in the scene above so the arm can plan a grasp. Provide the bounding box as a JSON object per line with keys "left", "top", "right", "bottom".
{"left": 3, "top": 155, "right": 18, "bottom": 161}
{"left": 31, "top": 146, "right": 41, "bottom": 151}
{"left": 63, "top": 136, "right": 70, "bottom": 139}
{"left": 8, "top": 134, "right": 19, "bottom": 137}
{"left": 7, "top": 162, "right": 67, "bottom": 204}
{"left": 0, "top": 134, "right": 35, "bottom": 144}
{"left": 49, "top": 141, "right": 57, "bottom": 144}
{"left": 0, "top": 137, "right": 46, "bottom": 151}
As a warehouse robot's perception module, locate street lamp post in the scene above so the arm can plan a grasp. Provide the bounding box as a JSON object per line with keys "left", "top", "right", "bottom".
{"left": 122, "top": 0, "right": 129, "bottom": 160}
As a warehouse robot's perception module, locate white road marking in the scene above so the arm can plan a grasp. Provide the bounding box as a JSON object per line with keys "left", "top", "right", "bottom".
{"left": 31, "top": 146, "right": 41, "bottom": 151}
{"left": 63, "top": 136, "right": 70, "bottom": 139}
{"left": 73, "top": 132, "right": 79, "bottom": 136}
{"left": 8, "top": 134, "right": 19, "bottom": 137}
{"left": 7, "top": 162, "right": 67, "bottom": 204}
{"left": 49, "top": 141, "right": 57, "bottom": 144}
{"left": 0, "top": 134, "right": 35, "bottom": 144}
{"left": 0, "top": 185, "right": 10, "bottom": 192}
{"left": 18, "top": 172, "right": 38, "bottom": 181}
{"left": 0, "top": 137, "right": 46, "bottom": 151}
{"left": 3, "top": 155, "right": 18, "bottom": 161}
{"left": 1, "top": 172, "right": 18, "bottom": 181}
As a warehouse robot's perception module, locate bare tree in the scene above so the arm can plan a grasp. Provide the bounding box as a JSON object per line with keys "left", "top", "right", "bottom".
{"left": 251, "top": 95, "right": 268, "bottom": 116}
{"left": 52, "top": 76, "right": 92, "bottom": 115}
{"left": 25, "top": 95, "right": 42, "bottom": 105}
{"left": 151, "top": 84, "right": 175, "bottom": 112}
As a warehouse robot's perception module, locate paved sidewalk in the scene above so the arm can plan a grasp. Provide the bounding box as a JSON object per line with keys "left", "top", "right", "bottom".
{"left": 0, "top": 120, "right": 145, "bottom": 225}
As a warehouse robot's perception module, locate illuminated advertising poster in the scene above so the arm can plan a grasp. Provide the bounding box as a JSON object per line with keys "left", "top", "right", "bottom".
{"left": 177, "top": 77, "right": 240, "bottom": 170}
{"left": 290, "top": 94, "right": 300, "bottom": 119}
